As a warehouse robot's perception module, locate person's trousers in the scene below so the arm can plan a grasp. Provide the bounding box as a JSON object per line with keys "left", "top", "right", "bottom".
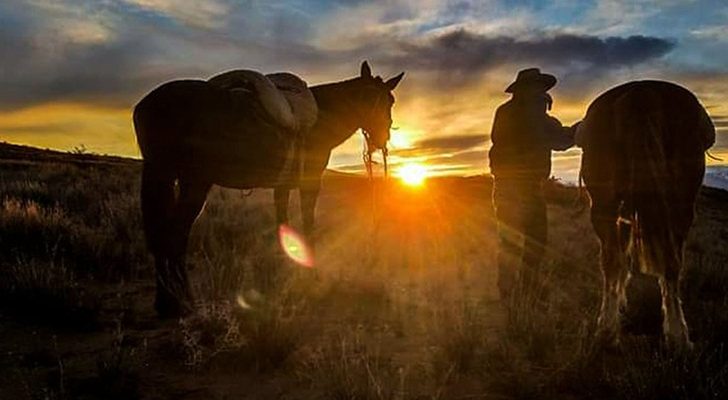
{"left": 493, "top": 178, "right": 547, "bottom": 298}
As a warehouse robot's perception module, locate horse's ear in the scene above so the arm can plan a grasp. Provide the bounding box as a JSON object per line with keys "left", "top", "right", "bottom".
{"left": 361, "top": 61, "right": 372, "bottom": 78}
{"left": 385, "top": 72, "right": 405, "bottom": 91}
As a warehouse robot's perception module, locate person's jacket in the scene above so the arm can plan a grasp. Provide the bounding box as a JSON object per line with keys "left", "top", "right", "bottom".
{"left": 489, "top": 97, "right": 574, "bottom": 181}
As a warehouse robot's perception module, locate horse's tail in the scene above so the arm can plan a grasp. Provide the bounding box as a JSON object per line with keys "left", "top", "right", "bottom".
{"left": 623, "top": 90, "right": 701, "bottom": 276}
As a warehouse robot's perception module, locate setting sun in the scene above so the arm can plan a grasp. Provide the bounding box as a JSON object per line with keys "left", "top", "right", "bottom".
{"left": 398, "top": 163, "right": 428, "bottom": 186}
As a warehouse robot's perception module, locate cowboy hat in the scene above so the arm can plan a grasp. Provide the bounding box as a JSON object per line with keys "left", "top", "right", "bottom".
{"left": 505, "top": 68, "right": 557, "bottom": 93}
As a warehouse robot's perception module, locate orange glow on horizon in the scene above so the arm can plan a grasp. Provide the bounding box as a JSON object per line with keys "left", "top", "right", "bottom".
{"left": 0, "top": 102, "right": 138, "bottom": 156}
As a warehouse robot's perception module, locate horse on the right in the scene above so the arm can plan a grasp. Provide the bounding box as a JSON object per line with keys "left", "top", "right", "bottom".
{"left": 576, "top": 80, "right": 716, "bottom": 349}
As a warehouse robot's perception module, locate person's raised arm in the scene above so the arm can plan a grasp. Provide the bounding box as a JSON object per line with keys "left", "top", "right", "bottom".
{"left": 545, "top": 115, "right": 576, "bottom": 151}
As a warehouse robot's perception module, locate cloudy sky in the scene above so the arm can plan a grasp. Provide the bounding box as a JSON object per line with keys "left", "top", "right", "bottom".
{"left": 1, "top": 0, "right": 727, "bottom": 178}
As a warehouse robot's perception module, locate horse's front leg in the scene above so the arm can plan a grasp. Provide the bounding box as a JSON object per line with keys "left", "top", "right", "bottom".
{"left": 274, "top": 186, "right": 290, "bottom": 226}
{"left": 299, "top": 150, "right": 329, "bottom": 250}
{"left": 300, "top": 181, "right": 321, "bottom": 247}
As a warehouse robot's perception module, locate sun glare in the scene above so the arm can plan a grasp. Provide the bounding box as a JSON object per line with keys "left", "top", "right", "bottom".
{"left": 398, "top": 163, "right": 428, "bottom": 186}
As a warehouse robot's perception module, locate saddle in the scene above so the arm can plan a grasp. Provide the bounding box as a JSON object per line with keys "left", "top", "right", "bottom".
{"left": 208, "top": 70, "right": 317, "bottom": 186}
{"left": 208, "top": 70, "right": 318, "bottom": 133}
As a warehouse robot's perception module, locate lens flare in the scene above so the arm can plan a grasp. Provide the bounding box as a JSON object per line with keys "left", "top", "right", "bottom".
{"left": 278, "top": 224, "right": 314, "bottom": 267}
{"left": 236, "top": 294, "right": 252, "bottom": 310}
{"left": 398, "top": 163, "right": 428, "bottom": 186}
{"left": 236, "top": 289, "right": 262, "bottom": 310}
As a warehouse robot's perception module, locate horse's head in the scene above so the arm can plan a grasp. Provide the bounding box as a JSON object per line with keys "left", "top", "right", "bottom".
{"left": 354, "top": 61, "right": 404, "bottom": 152}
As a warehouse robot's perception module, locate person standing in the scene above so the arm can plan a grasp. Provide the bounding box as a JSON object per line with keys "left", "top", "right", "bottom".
{"left": 489, "top": 68, "right": 577, "bottom": 299}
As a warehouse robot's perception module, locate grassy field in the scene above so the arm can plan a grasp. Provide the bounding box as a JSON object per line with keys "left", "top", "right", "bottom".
{"left": 1, "top": 142, "right": 727, "bottom": 399}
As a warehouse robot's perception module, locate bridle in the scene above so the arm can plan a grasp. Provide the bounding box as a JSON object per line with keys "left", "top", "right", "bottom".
{"left": 357, "top": 84, "right": 390, "bottom": 182}
{"left": 362, "top": 130, "right": 388, "bottom": 179}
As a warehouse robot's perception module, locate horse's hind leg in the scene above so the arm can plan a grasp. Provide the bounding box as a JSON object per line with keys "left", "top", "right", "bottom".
{"left": 616, "top": 217, "right": 633, "bottom": 312}
{"left": 164, "top": 178, "right": 211, "bottom": 314}
{"left": 656, "top": 221, "right": 692, "bottom": 349}
{"left": 592, "top": 201, "right": 629, "bottom": 346}
{"left": 659, "top": 262, "right": 691, "bottom": 349}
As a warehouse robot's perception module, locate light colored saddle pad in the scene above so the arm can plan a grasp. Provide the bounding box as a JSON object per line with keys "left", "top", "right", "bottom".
{"left": 208, "top": 70, "right": 318, "bottom": 132}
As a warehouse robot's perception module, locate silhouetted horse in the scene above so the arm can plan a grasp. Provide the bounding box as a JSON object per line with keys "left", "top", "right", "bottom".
{"left": 576, "top": 81, "right": 715, "bottom": 348}
{"left": 134, "top": 61, "right": 404, "bottom": 317}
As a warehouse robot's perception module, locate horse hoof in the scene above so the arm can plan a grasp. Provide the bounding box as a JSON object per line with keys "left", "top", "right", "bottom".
{"left": 664, "top": 336, "right": 694, "bottom": 352}
{"left": 155, "top": 297, "right": 193, "bottom": 319}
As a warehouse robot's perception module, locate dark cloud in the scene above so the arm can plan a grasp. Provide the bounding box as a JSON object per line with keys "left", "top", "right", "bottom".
{"left": 16, "top": 41, "right": 165, "bottom": 107}
{"left": 386, "top": 29, "right": 675, "bottom": 80}
{"left": 712, "top": 115, "right": 728, "bottom": 128}
{"left": 391, "top": 134, "right": 488, "bottom": 157}
{"left": 414, "top": 133, "right": 488, "bottom": 151}
{"left": 0, "top": 3, "right": 690, "bottom": 113}
{"left": 0, "top": 1, "right": 331, "bottom": 110}
{"left": 442, "top": 149, "right": 487, "bottom": 164}
{"left": 0, "top": 3, "right": 178, "bottom": 110}
{"left": 416, "top": 149, "right": 487, "bottom": 167}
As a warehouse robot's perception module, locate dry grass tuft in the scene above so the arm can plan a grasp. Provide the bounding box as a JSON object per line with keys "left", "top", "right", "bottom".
{"left": 429, "top": 299, "right": 487, "bottom": 377}
{"left": 295, "top": 329, "right": 405, "bottom": 400}
{"left": 90, "top": 320, "right": 147, "bottom": 399}
{"left": 178, "top": 277, "right": 309, "bottom": 373}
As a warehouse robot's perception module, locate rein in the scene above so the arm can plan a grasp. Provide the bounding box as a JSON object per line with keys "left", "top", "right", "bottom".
{"left": 357, "top": 86, "right": 390, "bottom": 182}
{"left": 361, "top": 130, "right": 389, "bottom": 181}
{"left": 361, "top": 129, "right": 387, "bottom": 262}
{"left": 362, "top": 129, "right": 388, "bottom": 227}
{"left": 349, "top": 79, "right": 393, "bottom": 263}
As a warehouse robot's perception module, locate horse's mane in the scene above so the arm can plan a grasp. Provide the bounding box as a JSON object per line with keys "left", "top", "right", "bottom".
{"left": 307, "top": 77, "right": 361, "bottom": 112}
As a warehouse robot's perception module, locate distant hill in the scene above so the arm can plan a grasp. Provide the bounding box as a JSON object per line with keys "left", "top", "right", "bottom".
{"left": 0, "top": 141, "right": 138, "bottom": 166}
{"left": 705, "top": 165, "right": 728, "bottom": 191}
{"left": 3, "top": 140, "right": 728, "bottom": 191}
{"left": 0, "top": 141, "right": 367, "bottom": 181}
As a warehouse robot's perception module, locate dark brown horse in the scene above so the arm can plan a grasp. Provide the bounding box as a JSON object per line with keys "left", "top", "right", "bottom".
{"left": 576, "top": 80, "right": 715, "bottom": 348}
{"left": 133, "top": 62, "right": 404, "bottom": 317}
